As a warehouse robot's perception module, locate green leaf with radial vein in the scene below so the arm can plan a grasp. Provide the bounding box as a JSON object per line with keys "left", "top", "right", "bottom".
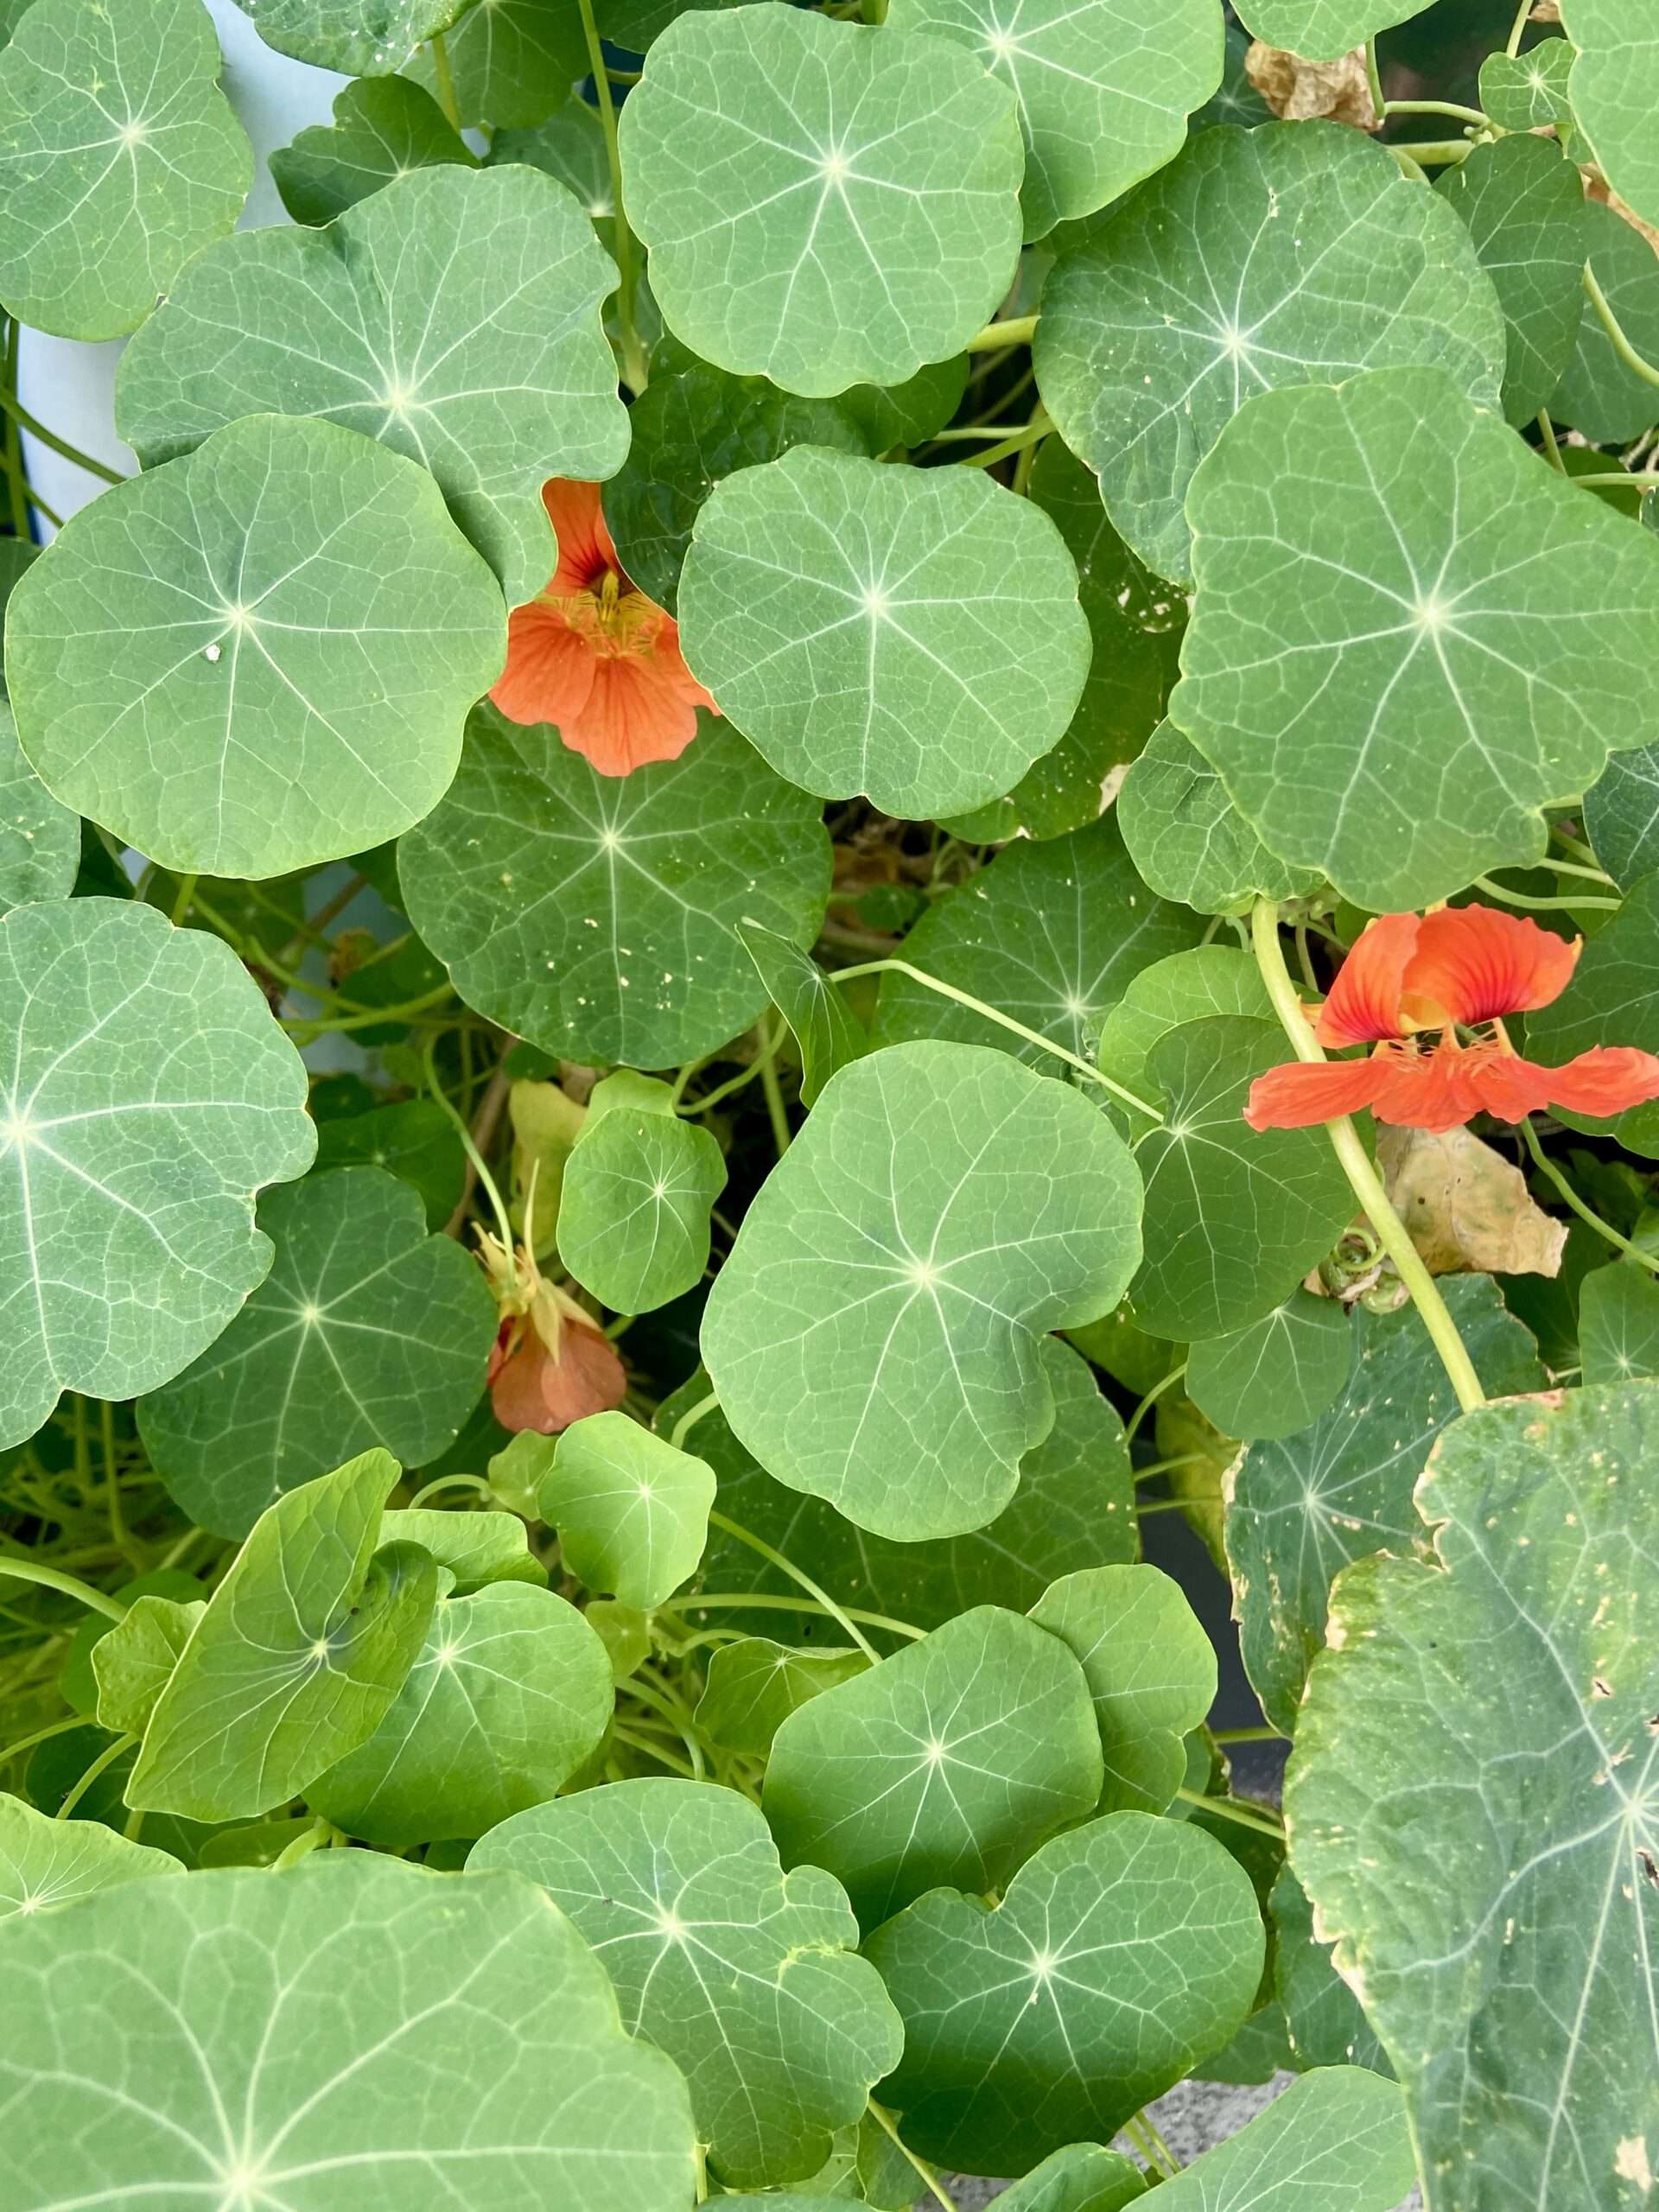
{"left": 492, "top": 101, "right": 613, "bottom": 238}
{"left": 739, "top": 920, "right": 871, "bottom": 1108}
{"left": 1131, "top": 2068, "right": 1412, "bottom": 2212}
{"left": 270, "top": 77, "right": 477, "bottom": 226}
{"left": 232, "top": 0, "right": 468, "bottom": 73}
{"left": 994, "top": 2144, "right": 1148, "bottom": 2212}
{"left": 694, "top": 1638, "right": 869, "bottom": 1758}
{"left": 1173, "top": 365, "right": 1659, "bottom": 912}
{"left": 1118, "top": 721, "right": 1321, "bottom": 918}
{"left": 701, "top": 1041, "right": 1143, "bottom": 1541}
{"left": 1435, "top": 135, "right": 1591, "bottom": 428}
{"left": 475, "top": 1779, "right": 904, "bottom": 2190}
{"left": 671, "top": 1334, "right": 1137, "bottom": 1639}
{"left": 537, "top": 1413, "right": 716, "bottom": 1608}
{"left": 864, "top": 1812, "right": 1264, "bottom": 2175}
{"left": 0, "top": 898, "right": 315, "bottom": 1452}
{"left": 1128, "top": 1016, "right": 1355, "bottom": 1343}
{"left": 0, "top": 0, "right": 251, "bottom": 341}
{"left": 116, "top": 165, "right": 626, "bottom": 609}
{"left": 1186, "top": 1291, "right": 1353, "bottom": 1442}
{"left": 308, "top": 1581, "right": 613, "bottom": 1844}
{"left": 1226, "top": 1276, "right": 1545, "bottom": 1736}
{"left": 1095, "top": 945, "right": 1274, "bottom": 1139}
{"left": 557, "top": 1106, "right": 727, "bottom": 1312}
{"left": 0, "top": 1853, "right": 697, "bottom": 2212}
{"left": 407, "top": 0, "right": 588, "bottom": 129}
{"left": 0, "top": 1790, "right": 180, "bottom": 1922}
{"left": 92, "top": 1595, "right": 205, "bottom": 1736}
{"left": 398, "top": 709, "right": 831, "bottom": 1067}
{"left": 1579, "top": 1261, "right": 1659, "bottom": 1384}
{"left": 1287, "top": 1382, "right": 1659, "bottom": 2212}
{"left": 763, "top": 1605, "right": 1104, "bottom": 1929}
{"left": 1230, "top": 0, "right": 1417, "bottom": 62}
{"left": 0, "top": 700, "right": 77, "bottom": 913}
{"left": 678, "top": 447, "right": 1091, "bottom": 820}
{"left": 884, "top": 0, "right": 1222, "bottom": 241}
{"left": 136, "top": 1167, "right": 497, "bottom": 1541}
{"left": 6, "top": 414, "right": 505, "bottom": 880}
{"left": 1192, "top": 20, "right": 1273, "bottom": 130}
{"left": 378, "top": 1504, "right": 544, "bottom": 1592}
{"left": 1562, "top": 0, "right": 1659, "bottom": 231}
{"left": 126, "top": 1452, "right": 439, "bottom": 1823}
{"left": 1550, "top": 200, "right": 1659, "bottom": 447}
{"left": 1479, "top": 41, "right": 1575, "bottom": 133}
{"left": 312, "top": 1098, "right": 466, "bottom": 1230}
{"left": 1271, "top": 1866, "right": 1391, "bottom": 2075}
{"left": 618, "top": 6, "right": 1023, "bottom": 393}
{"left": 1586, "top": 741, "right": 1659, "bottom": 891}
{"left": 1524, "top": 872, "right": 1659, "bottom": 1157}
{"left": 873, "top": 815, "right": 1204, "bottom": 1065}
{"left": 1034, "top": 124, "right": 1504, "bottom": 584}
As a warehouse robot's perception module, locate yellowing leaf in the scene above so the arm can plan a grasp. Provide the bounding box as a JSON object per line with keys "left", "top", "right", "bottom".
{"left": 1377, "top": 1123, "right": 1567, "bottom": 1279}
{"left": 1244, "top": 41, "right": 1378, "bottom": 127}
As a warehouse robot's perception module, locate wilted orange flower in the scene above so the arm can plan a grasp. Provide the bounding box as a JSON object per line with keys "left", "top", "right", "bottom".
{"left": 1245, "top": 903, "right": 1659, "bottom": 1135}
{"left": 490, "top": 479, "right": 714, "bottom": 775}
{"left": 476, "top": 1213, "right": 625, "bottom": 1434}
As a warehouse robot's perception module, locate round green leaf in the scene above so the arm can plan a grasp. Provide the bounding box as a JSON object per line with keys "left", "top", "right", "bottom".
{"left": 1128, "top": 2068, "right": 1412, "bottom": 2212}
{"left": 1128, "top": 1015, "right": 1356, "bottom": 1343}
{"left": 0, "top": 0, "right": 251, "bottom": 340}
{"left": 1287, "top": 1383, "right": 1659, "bottom": 2212}
{"left": 0, "top": 1788, "right": 180, "bottom": 1921}
{"left": 406, "top": 0, "right": 588, "bottom": 129}
{"left": 693, "top": 1637, "right": 869, "bottom": 1757}
{"left": 0, "top": 1852, "right": 698, "bottom": 2209}
{"left": 1586, "top": 741, "right": 1659, "bottom": 891}
{"left": 1579, "top": 1260, "right": 1659, "bottom": 1384}
{"left": 739, "top": 919, "right": 871, "bottom": 1109}
{"left": 312, "top": 1097, "right": 466, "bottom": 1230}
{"left": 378, "top": 1503, "right": 544, "bottom": 1592}
{"left": 538, "top": 1411, "right": 717, "bottom": 1608}
{"left": 1524, "top": 872, "right": 1659, "bottom": 1155}
{"left": 1479, "top": 39, "right": 1575, "bottom": 132}
{"left": 398, "top": 708, "right": 832, "bottom": 1066}
{"left": 309, "top": 1581, "right": 613, "bottom": 1843}
{"left": 1549, "top": 200, "right": 1659, "bottom": 445}
{"left": 1226, "top": 1275, "right": 1544, "bottom": 1734}
{"left": 884, "top": 0, "right": 1223, "bottom": 242}
{"left": 235, "top": 0, "right": 469, "bottom": 73}
{"left": 116, "top": 165, "right": 626, "bottom": 609}
{"left": 1094, "top": 944, "right": 1274, "bottom": 1138}
{"left": 701, "top": 1040, "right": 1143, "bottom": 1541}
{"left": 763, "top": 1605, "right": 1105, "bottom": 1927}
{"left": 1562, "top": 0, "right": 1659, "bottom": 232}
{"left": 1035, "top": 124, "right": 1504, "bottom": 584}
{"left": 619, "top": 6, "right": 1022, "bottom": 393}
{"left": 557, "top": 1103, "right": 727, "bottom": 1312}
{"left": 1271, "top": 1864, "right": 1391, "bottom": 2075}
{"left": 475, "top": 1778, "right": 905, "bottom": 2189}
{"left": 863, "top": 1811, "right": 1265, "bottom": 2173}
{"left": 0, "top": 700, "right": 77, "bottom": 913}
{"left": 1173, "top": 364, "right": 1659, "bottom": 912}
{"left": 1435, "top": 134, "right": 1591, "bottom": 428}
{"left": 1118, "top": 720, "right": 1322, "bottom": 917}
{"left": 137, "top": 1166, "right": 496, "bottom": 1540}
{"left": 126, "top": 1451, "right": 440, "bottom": 1823}
{"left": 270, "top": 77, "right": 478, "bottom": 226}
{"left": 994, "top": 2144, "right": 1149, "bottom": 2212}
{"left": 0, "top": 898, "right": 314, "bottom": 1450}
{"left": 1186, "top": 1290, "right": 1353, "bottom": 1442}
{"left": 92, "top": 1593, "right": 205, "bottom": 1737}
{"left": 679, "top": 446, "right": 1090, "bottom": 820}
{"left": 7, "top": 414, "right": 505, "bottom": 880}
{"left": 873, "top": 815, "right": 1205, "bottom": 1065}
{"left": 1230, "top": 0, "right": 1416, "bottom": 62}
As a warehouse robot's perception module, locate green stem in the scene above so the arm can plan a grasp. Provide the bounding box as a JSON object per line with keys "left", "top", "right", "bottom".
{"left": 271, "top": 1817, "right": 337, "bottom": 1869}
{"left": 867, "top": 2104, "right": 957, "bottom": 2209}
{"left": 55, "top": 1732, "right": 137, "bottom": 1820}
{"left": 1539, "top": 857, "right": 1618, "bottom": 887}
{"left": 1518, "top": 1116, "right": 1659, "bottom": 1276}
{"left": 1505, "top": 0, "right": 1531, "bottom": 55}
{"left": 423, "top": 1033, "right": 516, "bottom": 1267}
{"left": 0, "top": 384, "right": 126, "bottom": 486}
{"left": 169, "top": 873, "right": 198, "bottom": 928}
{"left": 612, "top": 1719, "right": 696, "bottom": 1776}
{"left": 829, "top": 957, "right": 1159, "bottom": 1118}
{"left": 1535, "top": 410, "right": 1564, "bottom": 471}
{"left": 706, "top": 1510, "right": 880, "bottom": 1662}
{"left": 2, "top": 318, "right": 29, "bottom": 544}
{"left": 1382, "top": 98, "right": 1490, "bottom": 126}
{"left": 624, "top": 1674, "right": 706, "bottom": 1778}
{"left": 1211, "top": 1724, "right": 1287, "bottom": 1744}
{"left": 1562, "top": 470, "right": 1659, "bottom": 488}
{"left": 0, "top": 1714, "right": 90, "bottom": 1769}
{"left": 1551, "top": 826, "right": 1602, "bottom": 868}
{"left": 405, "top": 1472, "right": 493, "bottom": 1508}
{"left": 1363, "top": 38, "right": 1385, "bottom": 119}
{"left": 677, "top": 1022, "right": 782, "bottom": 1117}
{"left": 758, "top": 1026, "right": 791, "bottom": 1155}
{"left": 963, "top": 313, "right": 1037, "bottom": 353}
{"left": 679, "top": 1590, "right": 924, "bottom": 1642}
{"left": 1583, "top": 264, "right": 1659, "bottom": 391}
{"left": 1124, "top": 2111, "right": 1179, "bottom": 2180}
{"left": 1472, "top": 874, "right": 1620, "bottom": 912}
{"left": 1124, "top": 1362, "right": 1186, "bottom": 1445}
{"left": 1173, "top": 1786, "right": 1285, "bottom": 1839}
{"left": 668, "top": 1391, "right": 719, "bottom": 1452}
{"left": 427, "top": 30, "right": 461, "bottom": 130}
{"left": 958, "top": 404, "right": 1051, "bottom": 471}
{"left": 1250, "top": 899, "right": 1486, "bottom": 1415}
{"left": 1394, "top": 138, "right": 1472, "bottom": 163}
{"left": 576, "top": 0, "right": 649, "bottom": 393}
{"left": 0, "top": 1559, "right": 128, "bottom": 1624}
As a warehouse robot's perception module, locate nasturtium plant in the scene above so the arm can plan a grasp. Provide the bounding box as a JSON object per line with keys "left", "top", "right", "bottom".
{"left": 4, "top": 3, "right": 1659, "bottom": 2203}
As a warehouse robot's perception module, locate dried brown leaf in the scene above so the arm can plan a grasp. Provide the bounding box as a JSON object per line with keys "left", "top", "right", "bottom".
{"left": 1245, "top": 40, "right": 1379, "bottom": 128}
{"left": 1377, "top": 1122, "right": 1567, "bottom": 1278}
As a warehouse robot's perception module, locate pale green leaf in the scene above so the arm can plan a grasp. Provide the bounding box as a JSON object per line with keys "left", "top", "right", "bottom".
{"left": 557, "top": 1102, "right": 727, "bottom": 1312}
{"left": 407, "top": 0, "right": 587, "bottom": 128}
{"left": 1551, "top": 200, "right": 1659, "bottom": 447}
{"left": 1562, "top": 0, "right": 1659, "bottom": 230}
{"left": 398, "top": 708, "right": 832, "bottom": 1066}
{"left": 693, "top": 1637, "right": 869, "bottom": 1757}
{"left": 1035, "top": 124, "right": 1504, "bottom": 583}
{"left": 0, "top": 0, "right": 250, "bottom": 340}
{"left": 993, "top": 2144, "right": 1149, "bottom": 2212}
{"left": 863, "top": 1811, "right": 1264, "bottom": 2172}
{"left": 1133, "top": 2068, "right": 1413, "bottom": 2210}
{"left": 1579, "top": 1261, "right": 1659, "bottom": 1382}
{"left": 309, "top": 1581, "right": 613, "bottom": 1843}
{"left": 1478, "top": 41, "right": 1575, "bottom": 134}
{"left": 378, "top": 1504, "right": 545, "bottom": 1592}
{"left": 739, "top": 919, "right": 870, "bottom": 1108}
{"left": 678, "top": 446, "right": 1091, "bottom": 820}
{"left": 701, "top": 1040, "right": 1143, "bottom": 1541}
{"left": 126, "top": 1450, "right": 439, "bottom": 1822}
{"left": 1128, "top": 1015, "right": 1355, "bottom": 1342}
{"left": 137, "top": 1166, "right": 496, "bottom": 1540}
{"left": 537, "top": 1412, "right": 716, "bottom": 1607}
{"left": 884, "top": 0, "right": 1223, "bottom": 241}
{"left": 270, "top": 74, "right": 476, "bottom": 226}
{"left": 493, "top": 99, "right": 612, "bottom": 235}
{"left": 92, "top": 1594, "right": 205, "bottom": 1736}
{"left": 1186, "top": 1291, "right": 1353, "bottom": 1442}
{"left": 475, "top": 1778, "right": 904, "bottom": 2189}
{"left": 1094, "top": 945, "right": 1274, "bottom": 1139}
{"left": 1586, "top": 741, "right": 1659, "bottom": 890}
{"left": 0, "top": 1788, "right": 180, "bottom": 1921}
{"left": 1118, "top": 721, "right": 1321, "bottom": 917}
{"left": 619, "top": 5, "right": 1023, "bottom": 393}
{"left": 873, "top": 815, "right": 1204, "bottom": 1065}
{"left": 1230, "top": 0, "right": 1417, "bottom": 63}
{"left": 763, "top": 1604, "right": 1104, "bottom": 1926}
{"left": 1173, "top": 364, "right": 1659, "bottom": 911}
{"left": 1287, "top": 1383, "right": 1659, "bottom": 2211}
{"left": 1227, "top": 1275, "right": 1544, "bottom": 1735}
{"left": 235, "top": 0, "right": 467, "bottom": 73}
{"left": 0, "top": 898, "right": 314, "bottom": 1450}
{"left": 1525, "top": 872, "right": 1659, "bottom": 1155}
{"left": 116, "top": 165, "right": 626, "bottom": 609}
{"left": 7, "top": 414, "right": 505, "bottom": 879}
{"left": 312, "top": 1097, "right": 466, "bottom": 1230}
{"left": 0, "top": 1853, "right": 697, "bottom": 2208}
{"left": 0, "top": 698, "right": 77, "bottom": 913}
{"left": 1272, "top": 1866, "right": 1391, "bottom": 2075}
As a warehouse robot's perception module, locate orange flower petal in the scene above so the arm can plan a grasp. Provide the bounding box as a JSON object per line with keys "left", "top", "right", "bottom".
{"left": 1363, "top": 1046, "right": 1488, "bottom": 1133}
{"left": 487, "top": 1313, "right": 626, "bottom": 1433}
{"left": 1315, "top": 913, "right": 1421, "bottom": 1047}
{"left": 542, "top": 477, "right": 617, "bottom": 597}
{"left": 1243, "top": 1058, "right": 1392, "bottom": 1129}
{"left": 1470, "top": 1046, "right": 1659, "bottom": 1125}
{"left": 563, "top": 626, "right": 714, "bottom": 776}
{"left": 491, "top": 599, "right": 598, "bottom": 729}
{"left": 1402, "top": 903, "right": 1580, "bottom": 1029}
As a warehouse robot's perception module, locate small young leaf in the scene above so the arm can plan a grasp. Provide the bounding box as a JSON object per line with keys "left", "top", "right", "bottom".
{"left": 1586, "top": 740, "right": 1659, "bottom": 891}
{"left": 557, "top": 1100, "right": 726, "bottom": 1313}
{"left": 1578, "top": 1262, "right": 1659, "bottom": 1383}
{"left": 1095, "top": 945, "right": 1275, "bottom": 1137}
{"left": 992, "top": 2143, "right": 1149, "bottom": 2212}
{"left": 378, "top": 1505, "right": 546, "bottom": 1592}
{"left": 1118, "top": 721, "right": 1322, "bottom": 916}
{"left": 1478, "top": 40, "right": 1574, "bottom": 132}
{"left": 539, "top": 1412, "right": 717, "bottom": 1608}
{"left": 693, "top": 1637, "right": 869, "bottom": 1757}
{"left": 0, "top": 1789, "right": 181, "bottom": 1922}
{"left": 1186, "top": 1291, "right": 1353, "bottom": 1442}
{"left": 91, "top": 1595, "right": 204, "bottom": 1736}
{"left": 406, "top": 0, "right": 588, "bottom": 128}
{"left": 739, "top": 920, "right": 870, "bottom": 1107}
{"left": 1560, "top": 0, "right": 1659, "bottom": 232}
{"left": 270, "top": 76, "right": 477, "bottom": 226}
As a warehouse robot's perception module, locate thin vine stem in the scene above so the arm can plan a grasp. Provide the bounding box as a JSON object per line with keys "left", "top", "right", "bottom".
{"left": 1173, "top": 1786, "right": 1285, "bottom": 1839}
{"left": 575, "top": 0, "right": 649, "bottom": 392}
{"left": 423, "top": 1033, "right": 517, "bottom": 1268}
{"left": 427, "top": 31, "right": 461, "bottom": 129}
{"left": 1517, "top": 1116, "right": 1659, "bottom": 1276}
{"left": 963, "top": 313, "right": 1037, "bottom": 352}
{"left": 1535, "top": 410, "right": 1564, "bottom": 471}
{"left": 0, "top": 1559, "right": 129, "bottom": 1624}
{"left": 1250, "top": 900, "right": 1486, "bottom": 1415}
{"left": 1472, "top": 874, "right": 1620, "bottom": 913}
{"left": 0, "top": 384, "right": 126, "bottom": 486}
{"left": 55, "top": 1732, "right": 138, "bottom": 1820}
{"left": 1582, "top": 264, "right": 1659, "bottom": 391}
{"left": 705, "top": 1510, "right": 880, "bottom": 1662}
{"left": 1382, "top": 98, "right": 1491, "bottom": 126}
{"left": 867, "top": 2103, "right": 957, "bottom": 2209}
{"left": 677, "top": 1591, "right": 926, "bottom": 1641}
{"left": 957, "top": 404, "right": 1051, "bottom": 470}
{"left": 1505, "top": 0, "right": 1531, "bottom": 54}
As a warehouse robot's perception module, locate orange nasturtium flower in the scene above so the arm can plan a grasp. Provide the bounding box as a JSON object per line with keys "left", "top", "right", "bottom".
{"left": 1245, "top": 903, "right": 1659, "bottom": 1135}
{"left": 490, "top": 478, "right": 714, "bottom": 776}
{"left": 477, "top": 1218, "right": 626, "bottom": 1434}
